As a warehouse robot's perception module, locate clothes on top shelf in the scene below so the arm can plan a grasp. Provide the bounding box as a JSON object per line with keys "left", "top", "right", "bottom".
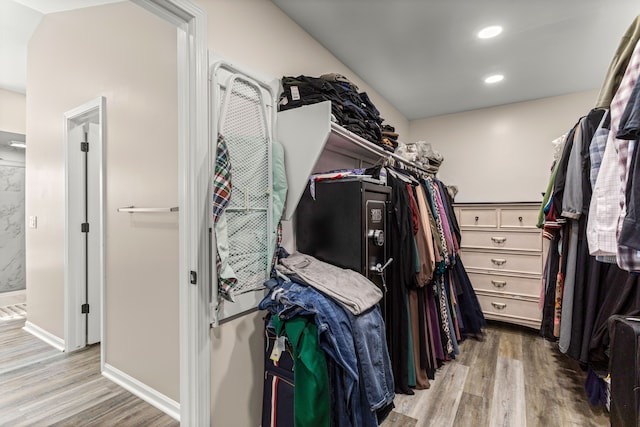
{"left": 278, "top": 74, "right": 398, "bottom": 151}
{"left": 395, "top": 141, "right": 444, "bottom": 175}
{"left": 259, "top": 266, "right": 395, "bottom": 427}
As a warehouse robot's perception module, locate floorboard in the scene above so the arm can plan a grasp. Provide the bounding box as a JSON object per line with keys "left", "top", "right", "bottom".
{"left": 2, "top": 309, "right": 609, "bottom": 426}
{"left": 386, "top": 321, "right": 610, "bottom": 427}
{"left": 0, "top": 315, "right": 178, "bottom": 427}
{"left": 489, "top": 356, "right": 526, "bottom": 427}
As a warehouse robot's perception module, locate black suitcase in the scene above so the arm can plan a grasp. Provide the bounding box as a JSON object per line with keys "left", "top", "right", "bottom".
{"left": 608, "top": 315, "right": 640, "bottom": 427}
{"left": 262, "top": 323, "right": 295, "bottom": 427}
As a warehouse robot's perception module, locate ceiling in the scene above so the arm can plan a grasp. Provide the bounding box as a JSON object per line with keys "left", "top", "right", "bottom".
{"left": 272, "top": 0, "right": 640, "bottom": 119}
{"left": 3, "top": 1, "right": 640, "bottom": 119}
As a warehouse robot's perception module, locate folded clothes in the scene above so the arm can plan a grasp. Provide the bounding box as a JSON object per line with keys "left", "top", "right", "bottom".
{"left": 279, "top": 74, "right": 399, "bottom": 152}
{"left": 277, "top": 252, "right": 383, "bottom": 315}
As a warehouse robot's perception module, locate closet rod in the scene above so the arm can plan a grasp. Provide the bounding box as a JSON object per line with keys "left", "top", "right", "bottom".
{"left": 117, "top": 206, "right": 179, "bottom": 213}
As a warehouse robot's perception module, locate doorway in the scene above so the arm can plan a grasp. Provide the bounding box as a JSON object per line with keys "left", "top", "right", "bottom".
{"left": 0, "top": 131, "right": 26, "bottom": 312}
{"left": 64, "top": 97, "right": 105, "bottom": 352}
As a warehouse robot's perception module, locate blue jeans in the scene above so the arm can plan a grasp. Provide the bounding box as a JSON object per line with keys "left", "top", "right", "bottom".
{"left": 350, "top": 305, "right": 395, "bottom": 412}
{"left": 260, "top": 277, "right": 394, "bottom": 426}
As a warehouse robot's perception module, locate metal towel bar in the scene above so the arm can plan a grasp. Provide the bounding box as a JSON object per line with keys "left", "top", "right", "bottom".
{"left": 117, "top": 206, "right": 179, "bottom": 213}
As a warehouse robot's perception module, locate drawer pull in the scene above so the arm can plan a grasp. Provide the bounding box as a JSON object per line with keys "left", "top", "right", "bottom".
{"left": 518, "top": 216, "right": 523, "bottom": 222}
{"left": 491, "top": 302, "right": 507, "bottom": 310}
{"left": 491, "top": 236, "right": 507, "bottom": 244}
{"left": 491, "top": 258, "right": 507, "bottom": 266}
{"left": 475, "top": 216, "right": 479, "bottom": 222}
{"left": 491, "top": 280, "right": 507, "bottom": 288}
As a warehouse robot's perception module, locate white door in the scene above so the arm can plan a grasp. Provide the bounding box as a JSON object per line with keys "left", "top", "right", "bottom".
{"left": 66, "top": 117, "right": 102, "bottom": 348}
{"left": 86, "top": 122, "right": 100, "bottom": 344}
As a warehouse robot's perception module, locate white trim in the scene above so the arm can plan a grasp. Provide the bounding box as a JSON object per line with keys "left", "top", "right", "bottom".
{"left": 23, "top": 321, "right": 65, "bottom": 352}
{"left": 63, "top": 97, "right": 106, "bottom": 356}
{"left": 132, "top": 1, "right": 210, "bottom": 426}
{"left": 102, "top": 363, "right": 180, "bottom": 421}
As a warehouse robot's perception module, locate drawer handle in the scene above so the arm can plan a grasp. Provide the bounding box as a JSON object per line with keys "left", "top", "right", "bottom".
{"left": 475, "top": 216, "right": 479, "bottom": 222}
{"left": 518, "top": 216, "right": 523, "bottom": 222}
{"left": 491, "top": 236, "right": 507, "bottom": 244}
{"left": 491, "top": 258, "right": 507, "bottom": 266}
{"left": 491, "top": 280, "right": 507, "bottom": 288}
{"left": 491, "top": 302, "right": 507, "bottom": 310}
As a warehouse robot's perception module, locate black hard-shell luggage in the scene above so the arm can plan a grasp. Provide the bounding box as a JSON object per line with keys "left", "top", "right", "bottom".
{"left": 262, "top": 322, "right": 295, "bottom": 427}
{"left": 609, "top": 315, "right": 640, "bottom": 427}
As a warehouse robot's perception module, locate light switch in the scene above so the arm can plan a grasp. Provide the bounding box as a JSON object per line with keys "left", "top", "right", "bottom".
{"left": 29, "top": 215, "right": 37, "bottom": 229}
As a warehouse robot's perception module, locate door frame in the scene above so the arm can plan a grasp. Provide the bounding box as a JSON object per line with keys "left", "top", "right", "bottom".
{"left": 132, "top": 1, "right": 210, "bottom": 426}
{"left": 63, "top": 96, "right": 105, "bottom": 356}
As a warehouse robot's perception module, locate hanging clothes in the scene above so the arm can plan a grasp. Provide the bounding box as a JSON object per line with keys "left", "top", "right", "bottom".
{"left": 386, "top": 173, "right": 414, "bottom": 394}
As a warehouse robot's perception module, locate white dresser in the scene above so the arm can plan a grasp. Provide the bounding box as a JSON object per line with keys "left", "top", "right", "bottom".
{"left": 455, "top": 203, "right": 543, "bottom": 329}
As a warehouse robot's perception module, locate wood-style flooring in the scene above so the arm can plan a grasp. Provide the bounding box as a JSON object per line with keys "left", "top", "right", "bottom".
{"left": 1, "top": 306, "right": 609, "bottom": 426}
{"left": 0, "top": 311, "right": 178, "bottom": 427}
{"left": 382, "top": 321, "right": 610, "bottom": 427}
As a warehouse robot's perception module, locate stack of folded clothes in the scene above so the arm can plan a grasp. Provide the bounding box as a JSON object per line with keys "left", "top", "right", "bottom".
{"left": 279, "top": 73, "right": 399, "bottom": 152}
{"left": 380, "top": 124, "right": 399, "bottom": 151}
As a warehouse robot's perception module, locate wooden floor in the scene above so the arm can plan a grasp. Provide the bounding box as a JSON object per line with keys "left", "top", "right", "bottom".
{"left": 1, "top": 306, "right": 609, "bottom": 427}
{"left": 382, "top": 321, "right": 610, "bottom": 427}
{"left": 0, "top": 311, "right": 178, "bottom": 427}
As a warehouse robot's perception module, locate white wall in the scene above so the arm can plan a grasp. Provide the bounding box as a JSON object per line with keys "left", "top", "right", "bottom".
{"left": 0, "top": 89, "right": 26, "bottom": 134}
{"left": 409, "top": 90, "right": 599, "bottom": 203}
{"left": 26, "top": 2, "right": 180, "bottom": 401}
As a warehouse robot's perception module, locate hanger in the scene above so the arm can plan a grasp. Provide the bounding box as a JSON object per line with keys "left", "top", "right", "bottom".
{"left": 387, "top": 167, "right": 412, "bottom": 183}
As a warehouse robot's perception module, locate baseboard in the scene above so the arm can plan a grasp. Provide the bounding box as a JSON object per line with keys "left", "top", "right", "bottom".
{"left": 102, "top": 363, "right": 180, "bottom": 421}
{"left": 23, "top": 321, "right": 65, "bottom": 352}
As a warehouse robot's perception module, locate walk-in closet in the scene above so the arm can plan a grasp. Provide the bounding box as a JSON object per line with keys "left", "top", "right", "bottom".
{"left": 1, "top": 1, "right": 639, "bottom": 426}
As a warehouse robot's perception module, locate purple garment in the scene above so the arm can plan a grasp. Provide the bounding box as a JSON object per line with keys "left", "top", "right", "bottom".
{"left": 432, "top": 180, "right": 456, "bottom": 260}
{"left": 427, "top": 285, "right": 445, "bottom": 361}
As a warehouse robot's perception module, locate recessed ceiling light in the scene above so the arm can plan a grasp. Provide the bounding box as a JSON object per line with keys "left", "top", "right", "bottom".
{"left": 484, "top": 74, "right": 504, "bottom": 84}
{"left": 478, "top": 25, "right": 503, "bottom": 39}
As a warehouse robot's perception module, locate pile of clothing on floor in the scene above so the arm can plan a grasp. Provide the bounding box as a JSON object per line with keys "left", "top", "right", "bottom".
{"left": 278, "top": 73, "right": 399, "bottom": 152}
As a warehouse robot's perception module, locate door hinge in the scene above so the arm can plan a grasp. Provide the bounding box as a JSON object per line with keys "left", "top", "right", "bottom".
{"left": 190, "top": 270, "right": 197, "bottom": 285}
{"left": 81, "top": 142, "right": 89, "bottom": 152}
{"left": 81, "top": 303, "right": 90, "bottom": 314}
{"left": 81, "top": 223, "right": 89, "bottom": 233}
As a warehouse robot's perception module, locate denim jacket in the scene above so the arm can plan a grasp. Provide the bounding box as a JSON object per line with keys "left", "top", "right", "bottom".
{"left": 259, "top": 277, "right": 394, "bottom": 426}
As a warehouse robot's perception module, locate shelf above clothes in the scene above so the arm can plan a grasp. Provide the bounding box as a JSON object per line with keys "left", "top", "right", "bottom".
{"left": 277, "top": 100, "right": 431, "bottom": 221}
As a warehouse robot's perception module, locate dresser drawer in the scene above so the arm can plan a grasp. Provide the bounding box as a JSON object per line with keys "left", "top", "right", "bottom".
{"left": 459, "top": 208, "right": 497, "bottom": 228}
{"left": 460, "top": 230, "right": 541, "bottom": 252}
{"left": 499, "top": 207, "right": 538, "bottom": 229}
{"left": 460, "top": 250, "right": 542, "bottom": 275}
{"left": 477, "top": 293, "right": 542, "bottom": 323}
{"left": 468, "top": 272, "right": 542, "bottom": 297}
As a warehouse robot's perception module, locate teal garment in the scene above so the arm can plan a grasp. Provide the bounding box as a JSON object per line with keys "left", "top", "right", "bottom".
{"left": 268, "top": 140, "right": 288, "bottom": 265}
{"left": 537, "top": 160, "right": 560, "bottom": 228}
{"left": 406, "top": 293, "right": 416, "bottom": 388}
{"left": 273, "top": 316, "right": 330, "bottom": 427}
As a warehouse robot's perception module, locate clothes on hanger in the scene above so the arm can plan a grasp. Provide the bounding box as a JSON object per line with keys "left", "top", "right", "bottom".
{"left": 539, "top": 22, "right": 640, "bottom": 406}
{"left": 385, "top": 167, "right": 485, "bottom": 394}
